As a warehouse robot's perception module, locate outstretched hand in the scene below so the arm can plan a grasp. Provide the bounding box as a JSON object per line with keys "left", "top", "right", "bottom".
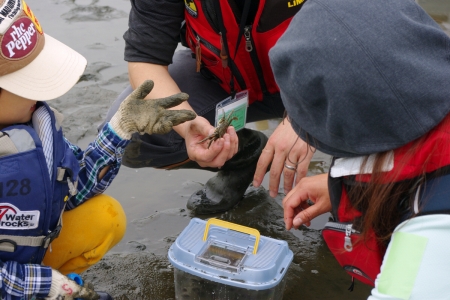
{"left": 109, "top": 80, "right": 197, "bottom": 139}
{"left": 283, "top": 173, "right": 331, "bottom": 229}
{"left": 253, "top": 119, "right": 314, "bottom": 197}
{"left": 183, "top": 116, "right": 238, "bottom": 168}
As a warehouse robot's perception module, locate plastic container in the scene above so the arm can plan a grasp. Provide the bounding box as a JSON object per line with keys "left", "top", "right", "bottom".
{"left": 168, "top": 218, "right": 293, "bottom": 300}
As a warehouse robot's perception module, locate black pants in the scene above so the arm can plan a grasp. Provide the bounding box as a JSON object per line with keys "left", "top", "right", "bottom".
{"left": 102, "top": 49, "right": 285, "bottom": 168}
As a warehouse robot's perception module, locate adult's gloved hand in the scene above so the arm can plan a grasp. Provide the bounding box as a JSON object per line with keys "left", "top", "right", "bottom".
{"left": 46, "top": 270, "right": 99, "bottom": 300}
{"left": 109, "top": 80, "right": 197, "bottom": 139}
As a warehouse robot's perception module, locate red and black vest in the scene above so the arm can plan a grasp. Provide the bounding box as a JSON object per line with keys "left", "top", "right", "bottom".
{"left": 322, "top": 115, "right": 450, "bottom": 287}
{"left": 183, "top": 0, "right": 305, "bottom": 104}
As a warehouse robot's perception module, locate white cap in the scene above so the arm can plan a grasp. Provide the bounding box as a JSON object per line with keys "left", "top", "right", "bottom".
{"left": 0, "top": 0, "right": 87, "bottom": 100}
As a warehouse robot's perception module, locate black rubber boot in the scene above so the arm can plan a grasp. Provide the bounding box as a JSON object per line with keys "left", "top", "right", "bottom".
{"left": 184, "top": 128, "right": 268, "bottom": 214}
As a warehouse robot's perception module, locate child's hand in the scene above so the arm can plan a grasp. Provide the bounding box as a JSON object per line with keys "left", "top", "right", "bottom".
{"left": 109, "top": 80, "right": 197, "bottom": 139}
{"left": 46, "top": 270, "right": 99, "bottom": 299}
{"left": 283, "top": 173, "right": 331, "bottom": 230}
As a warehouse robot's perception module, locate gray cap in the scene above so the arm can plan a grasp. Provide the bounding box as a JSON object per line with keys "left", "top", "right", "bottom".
{"left": 269, "top": 0, "right": 450, "bottom": 157}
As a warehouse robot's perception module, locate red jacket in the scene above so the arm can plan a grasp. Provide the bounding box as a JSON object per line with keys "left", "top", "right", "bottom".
{"left": 184, "top": 0, "right": 304, "bottom": 103}
{"left": 323, "top": 115, "right": 450, "bottom": 286}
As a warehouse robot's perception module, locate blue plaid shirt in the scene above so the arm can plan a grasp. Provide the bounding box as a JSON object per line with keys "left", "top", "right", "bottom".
{"left": 0, "top": 123, "right": 129, "bottom": 299}
{"left": 65, "top": 123, "right": 130, "bottom": 210}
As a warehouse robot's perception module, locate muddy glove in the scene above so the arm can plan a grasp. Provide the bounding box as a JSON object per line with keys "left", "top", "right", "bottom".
{"left": 46, "top": 270, "right": 99, "bottom": 300}
{"left": 109, "top": 80, "right": 197, "bottom": 139}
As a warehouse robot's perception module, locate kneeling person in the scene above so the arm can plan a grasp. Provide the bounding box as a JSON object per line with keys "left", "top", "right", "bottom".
{"left": 0, "top": 1, "right": 195, "bottom": 299}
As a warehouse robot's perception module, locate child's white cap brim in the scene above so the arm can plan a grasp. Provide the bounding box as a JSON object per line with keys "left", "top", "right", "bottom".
{"left": 0, "top": 33, "right": 87, "bottom": 101}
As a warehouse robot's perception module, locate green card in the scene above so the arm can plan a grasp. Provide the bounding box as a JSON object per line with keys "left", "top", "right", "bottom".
{"left": 215, "top": 90, "right": 249, "bottom": 132}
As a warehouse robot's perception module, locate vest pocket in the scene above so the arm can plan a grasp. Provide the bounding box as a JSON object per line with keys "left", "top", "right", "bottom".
{"left": 322, "top": 221, "right": 383, "bottom": 287}
{"left": 185, "top": 26, "right": 247, "bottom": 92}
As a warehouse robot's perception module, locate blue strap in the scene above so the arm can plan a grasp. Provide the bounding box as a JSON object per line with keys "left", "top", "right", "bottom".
{"left": 419, "top": 173, "right": 450, "bottom": 215}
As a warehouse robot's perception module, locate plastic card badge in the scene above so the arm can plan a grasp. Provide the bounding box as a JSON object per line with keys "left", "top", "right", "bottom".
{"left": 215, "top": 90, "right": 248, "bottom": 131}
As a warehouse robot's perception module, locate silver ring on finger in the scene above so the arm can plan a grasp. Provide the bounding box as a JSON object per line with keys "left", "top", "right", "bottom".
{"left": 284, "top": 162, "right": 297, "bottom": 171}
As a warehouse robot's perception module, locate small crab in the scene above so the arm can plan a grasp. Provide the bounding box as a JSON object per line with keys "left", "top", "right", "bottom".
{"left": 197, "top": 109, "right": 238, "bottom": 149}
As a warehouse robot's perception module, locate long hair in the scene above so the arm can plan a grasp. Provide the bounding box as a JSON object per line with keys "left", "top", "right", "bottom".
{"left": 287, "top": 111, "right": 449, "bottom": 243}
{"left": 347, "top": 129, "right": 446, "bottom": 245}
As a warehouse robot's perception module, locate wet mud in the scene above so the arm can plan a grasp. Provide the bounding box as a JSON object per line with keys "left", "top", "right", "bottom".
{"left": 26, "top": 0, "right": 449, "bottom": 299}
{"left": 81, "top": 187, "right": 372, "bottom": 299}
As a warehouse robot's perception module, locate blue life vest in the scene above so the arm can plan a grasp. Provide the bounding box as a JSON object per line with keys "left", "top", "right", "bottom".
{"left": 0, "top": 103, "right": 79, "bottom": 264}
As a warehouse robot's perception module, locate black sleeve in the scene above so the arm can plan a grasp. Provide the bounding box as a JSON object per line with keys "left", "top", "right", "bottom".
{"left": 124, "top": 0, "right": 185, "bottom": 65}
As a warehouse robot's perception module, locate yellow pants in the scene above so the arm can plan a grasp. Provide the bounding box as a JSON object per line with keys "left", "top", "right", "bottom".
{"left": 43, "top": 194, "right": 126, "bottom": 275}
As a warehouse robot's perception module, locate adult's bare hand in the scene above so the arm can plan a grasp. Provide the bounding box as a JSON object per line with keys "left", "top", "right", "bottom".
{"left": 183, "top": 116, "right": 239, "bottom": 168}
{"left": 253, "top": 119, "right": 314, "bottom": 197}
{"left": 283, "top": 173, "right": 331, "bottom": 230}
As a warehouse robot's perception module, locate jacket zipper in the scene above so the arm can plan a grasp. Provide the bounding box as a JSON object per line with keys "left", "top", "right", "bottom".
{"left": 243, "top": 25, "right": 268, "bottom": 95}
{"left": 324, "top": 221, "right": 359, "bottom": 252}
{"left": 324, "top": 221, "right": 376, "bottom": 286}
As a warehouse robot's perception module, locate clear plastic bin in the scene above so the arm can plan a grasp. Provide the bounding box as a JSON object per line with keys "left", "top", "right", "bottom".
{"left": 168, "top": 218, "right": 293, "bottom": 300}
{"left": 173, "top": 268, "right": 287, "bottom": 299}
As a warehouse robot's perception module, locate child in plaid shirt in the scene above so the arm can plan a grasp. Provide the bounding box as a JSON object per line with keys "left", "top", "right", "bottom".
{"left": 0, "top": 1, "right": 195, "bottom": 299}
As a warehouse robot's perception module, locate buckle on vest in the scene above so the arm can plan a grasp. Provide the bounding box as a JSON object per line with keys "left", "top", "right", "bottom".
{"left": 56, "top": 167, "right": 78, "bottom": 196}
{"left": 67, "top": 178, "right": 78, "bottom": 196}
{"left": 43, "top": 225, "right": 62, "bottom": 248}
{"left": 0, "top": 239, "right": 17, "bottom": 253}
